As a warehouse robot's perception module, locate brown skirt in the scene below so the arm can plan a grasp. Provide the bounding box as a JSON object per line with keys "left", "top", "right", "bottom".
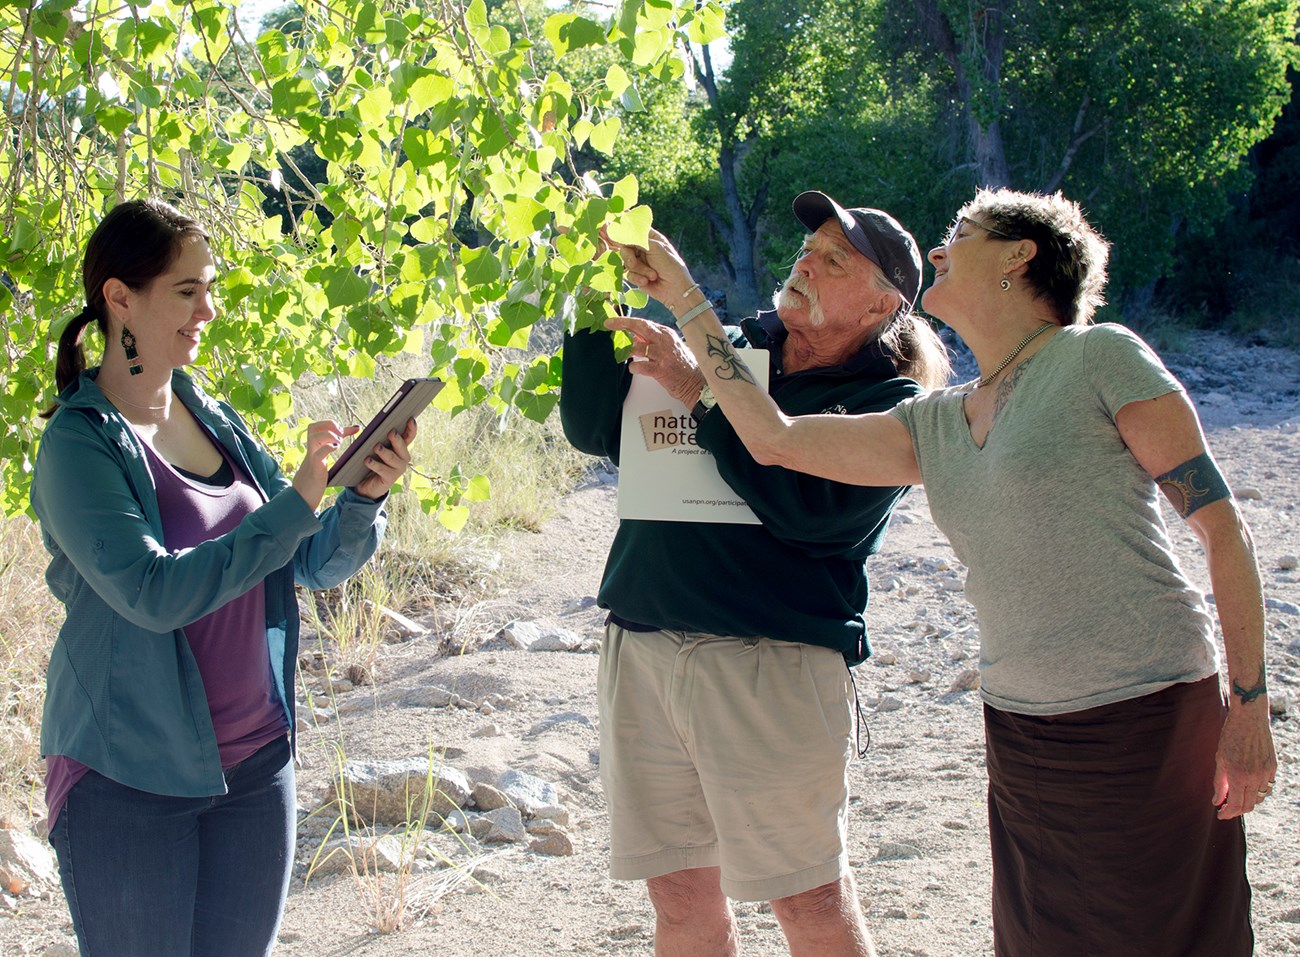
{"left": 984, "top": 677, "right": 1252, "bottom": 957}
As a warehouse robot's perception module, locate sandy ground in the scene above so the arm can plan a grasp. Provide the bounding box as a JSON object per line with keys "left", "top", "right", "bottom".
{"left": 3, "top": 329, "right": 1299, "bottom": 956}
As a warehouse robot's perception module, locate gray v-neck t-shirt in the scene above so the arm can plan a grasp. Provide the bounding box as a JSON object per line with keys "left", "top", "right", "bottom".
{"left": 891, "top": 323, "right": 1218, "bottom": 715}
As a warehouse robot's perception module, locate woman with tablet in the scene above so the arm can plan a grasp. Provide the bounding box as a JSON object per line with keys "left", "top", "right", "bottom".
{"left": 31, "top": 198, "right": 417, "bottom": 957}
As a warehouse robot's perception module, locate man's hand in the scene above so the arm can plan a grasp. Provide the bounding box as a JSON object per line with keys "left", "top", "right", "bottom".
{"left": 602, "top": 226, "right": 698, "bottom": 306}
{"left": 606, "top": 314, "right": 707, "bottom": 409}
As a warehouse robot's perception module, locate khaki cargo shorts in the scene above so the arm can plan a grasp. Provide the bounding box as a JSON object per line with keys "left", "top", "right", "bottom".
{"left": 598, "top": 623, "right": 854, "bottom": 902}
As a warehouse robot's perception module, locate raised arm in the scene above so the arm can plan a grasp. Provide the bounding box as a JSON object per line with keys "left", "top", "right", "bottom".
{"left": 605, "top": 229, "right": 920, "bottom": 488}
{"left": 1115, "top": 389, "right": 1277, "bottom": 819}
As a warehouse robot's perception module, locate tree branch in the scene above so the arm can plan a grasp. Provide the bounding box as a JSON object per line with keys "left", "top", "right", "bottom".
{"left": 1043, "top": 94, "right": 1109, "bottom": 193}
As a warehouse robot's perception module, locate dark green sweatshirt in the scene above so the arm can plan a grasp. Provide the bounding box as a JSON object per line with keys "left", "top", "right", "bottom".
{"left": 560, "top": 311, "right": 921, "bottom": 663}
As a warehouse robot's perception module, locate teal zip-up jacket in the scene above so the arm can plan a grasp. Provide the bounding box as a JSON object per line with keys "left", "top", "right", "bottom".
{"left": 32, "top": 368, "right": 387, "bottom": 797}
{"left": 560, "top": 311, "right": 921, "bottom": 663}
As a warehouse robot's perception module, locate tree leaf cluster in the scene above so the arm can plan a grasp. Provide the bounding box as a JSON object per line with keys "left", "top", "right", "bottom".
{"left": 0, "top": 0, "right": 724, "bottom": 517}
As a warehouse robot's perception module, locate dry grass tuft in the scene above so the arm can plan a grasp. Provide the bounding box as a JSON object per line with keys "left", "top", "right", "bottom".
{"left": 0, "top": 516, "right": 61, "bottom": 825}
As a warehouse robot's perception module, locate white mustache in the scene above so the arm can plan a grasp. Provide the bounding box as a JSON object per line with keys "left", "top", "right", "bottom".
{"left": 777, "top": 274, "right": 826, "bottom": 326}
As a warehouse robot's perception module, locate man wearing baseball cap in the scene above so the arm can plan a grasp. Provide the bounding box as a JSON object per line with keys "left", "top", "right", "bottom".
{"left": 562, "top": 193, "right": 948, "bottom": 956}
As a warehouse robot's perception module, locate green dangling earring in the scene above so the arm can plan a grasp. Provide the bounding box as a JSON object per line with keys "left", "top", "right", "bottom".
{"left": 121, "top": 327, "right": 143, "bottom": 376}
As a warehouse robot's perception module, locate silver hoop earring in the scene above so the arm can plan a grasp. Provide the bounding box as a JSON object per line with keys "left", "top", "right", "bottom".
{"left": 999, "top": 277, "right": 1012, "bottom": 292}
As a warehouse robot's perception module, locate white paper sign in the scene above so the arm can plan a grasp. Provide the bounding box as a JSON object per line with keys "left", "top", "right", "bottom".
{"left": 617, "top": 349, "right": 770, "bottom": 524}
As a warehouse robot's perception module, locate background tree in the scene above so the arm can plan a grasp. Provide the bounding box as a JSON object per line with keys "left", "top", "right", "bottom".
{"left": 1163, "top": 64, "right": 1300, "bottom": 334}
{"left": 0, "top": 0, "right": 725, "bottom": 517}
{"left": 618, "top": 0, "right": 1298, "bottom": 314}
{"left": 909, "top": 0, "right": 1299, "bottom": 301}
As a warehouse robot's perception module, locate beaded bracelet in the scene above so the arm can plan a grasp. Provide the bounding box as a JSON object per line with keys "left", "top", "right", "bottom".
{"left": 676, "top": 299, "right": 713, "bottom": 328}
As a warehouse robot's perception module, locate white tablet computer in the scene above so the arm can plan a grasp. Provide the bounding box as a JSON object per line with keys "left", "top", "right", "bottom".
{"left": 327, "top": 378, "right": 442, "bottom": 488}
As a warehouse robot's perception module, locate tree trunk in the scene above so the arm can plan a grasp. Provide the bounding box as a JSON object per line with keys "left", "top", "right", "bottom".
{"left": 916, "top": 0, "right": 1012, "bottom": 188}
{"left": 693, "top": 45, "right": 765, "bottom": 316}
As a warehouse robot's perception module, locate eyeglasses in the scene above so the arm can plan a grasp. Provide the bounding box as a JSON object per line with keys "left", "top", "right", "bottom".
{"left": 944, "top": 216, "right": 1016, "bottom": 247}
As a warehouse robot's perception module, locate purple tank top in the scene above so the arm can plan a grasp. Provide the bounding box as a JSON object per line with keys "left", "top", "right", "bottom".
{"left": 47, "top": 437, "right": 289, "bottom": 824}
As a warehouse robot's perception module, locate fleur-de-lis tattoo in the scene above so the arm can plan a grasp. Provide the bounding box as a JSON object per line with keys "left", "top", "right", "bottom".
{"left": 705, "top": 334, "right": 757, "bottom": 386}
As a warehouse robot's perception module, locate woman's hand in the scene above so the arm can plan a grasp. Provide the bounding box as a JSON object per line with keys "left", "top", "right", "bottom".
{"left": 351, "top": 416, "right": 418, "bottom": 501}
{"left": 293, "top": 420, "right": 355, "bottom": 512}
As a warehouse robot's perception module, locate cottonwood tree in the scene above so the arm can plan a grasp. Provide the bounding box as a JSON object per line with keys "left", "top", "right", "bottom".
{"left": 908, "top": 0, "right": 1299, "bottom": 298}
{"left": 0, "top": 0, "right": 724, "bottom": 517}
{"left": 622, "top": 0, "right": 1297, "bottom": 312}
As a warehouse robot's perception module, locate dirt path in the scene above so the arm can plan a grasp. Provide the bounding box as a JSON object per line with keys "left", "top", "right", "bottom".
{"left": 4, "top": 330, "right": 1299, "bottom": 956}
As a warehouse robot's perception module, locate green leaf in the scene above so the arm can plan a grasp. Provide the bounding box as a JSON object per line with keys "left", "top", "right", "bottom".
{"left": 605, "top": 205, "right": 653, "bottom": 248}
{"left": 136, "top": 86, "right": 163, "bottom": 109}
{"left": 611, "top": 174, "right": 640, "bottom": 210}
{"left": 499, "top": 195, "right": 549, "bottom": 242}
{"left": 544, "top": 13, "right": 607, "bottom": 57}
{"left": 437, "top": 504, "right": 470, "bottom": 533}
{"left": 605, "top": 64, "right": 631, "bottom": 97}
{"left": 320, "top": 265, "right": 370, "bottom": 310}
{"left": 271, "top": 76, "right": 318, "bottom": 116}
{"left": 466, "top": 473, "right": 491, "bottom": 502}
{"left": 7, "top": 215, "right": 41, "bottom": 256}
{"left": 93, "top": 105, "right": 135, "bottom": 137}
{"left": 589, "top": 116, "right": 622, "bottom": 155}
{"left": 514, "top": 391, "right": 559, "bottom": 423}
{"left": 256, "top": 30, "right": 295, "bottom": 77}
{"left": 493, "top": 299, "right": 543, "bottom": 345}
{"left": 620, "top": 85, "right": 646, "bottom": 113}
{"left": 460, "top": 246, "right": 501, "bottom": 288}
{"left": 687, "top": 4, "right": 728, "bottom": 45}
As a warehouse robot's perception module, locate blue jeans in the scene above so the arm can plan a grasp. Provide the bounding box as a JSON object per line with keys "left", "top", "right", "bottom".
{"left": 48, "top": 736, "right": 295, "bottom": 957}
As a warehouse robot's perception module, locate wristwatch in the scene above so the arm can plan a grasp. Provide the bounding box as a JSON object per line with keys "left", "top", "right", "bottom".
{"left": 692, "top": 384, "right": 717, "bottom": 423}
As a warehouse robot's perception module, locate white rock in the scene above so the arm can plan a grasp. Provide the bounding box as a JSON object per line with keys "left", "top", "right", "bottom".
{"left": 949, "top": 669, "right": 981, "bottom": 693}
{"left": 471, "top": 783, "right": 514, "bottom": 812}
{"left": 874, "top": 842, "right": 923, "bottom": 861}
{"left": 471, "top": 722, "right": 504, "bottom": 738}
{"left": 330, "top": 759, "right": 471, "bottom": 825}
{"left": 397, "top": 686, "right": 458, "bottom": 708}
{"left": 1235, "top": 485, "right": 1263, "bottom": 500}
{"left": 0, "top": 828, "right": 58, "bottom": 894}
{"left": 474, "top": 807, "right": 527, "bottom": 844}
{"left": 440, "top": 808, "right": 473, "bottom": 833}
{"left": 533, "top": 805, "right": 570, "bottom": 827}
{"left": 497, "top": 769, "right": 563, "bottom": 818}
{"left": 875, "top": 696, "right": 904, "bottom": 713}
{"left": 1277, "top": 554, "right": 1298, "bottom": 571}
{"left": 530, "top": 829, "right": 575, "bottom": 857}
{"left": 529, "top": 630, "right": 583, "bottom": 652}
{"left": 309, "top": 834, "right": 408, "bottom": 877}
